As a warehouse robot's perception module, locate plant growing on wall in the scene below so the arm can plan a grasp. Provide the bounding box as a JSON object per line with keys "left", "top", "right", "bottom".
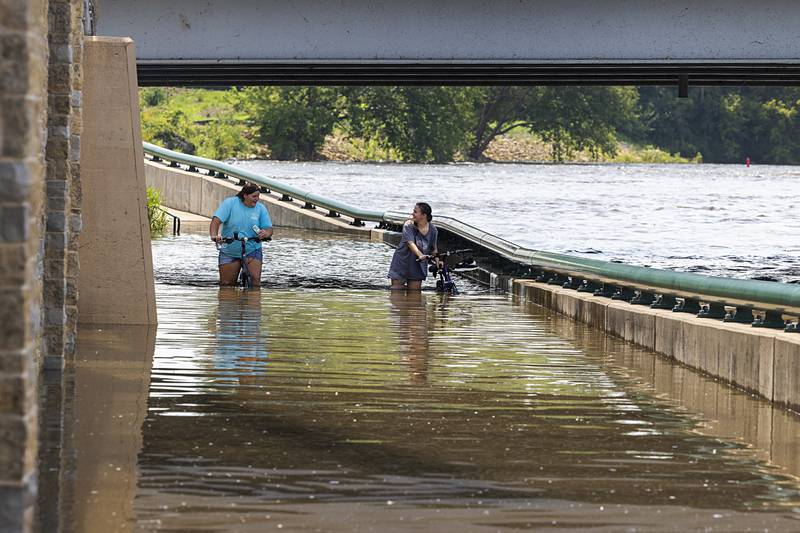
{"left": 146, "top": 186, "right": 168, "bottom": 234}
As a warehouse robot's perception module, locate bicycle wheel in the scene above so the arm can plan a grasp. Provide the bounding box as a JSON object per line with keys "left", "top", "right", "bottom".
{"left": 445, "top": 281, "right": 458, "bottom": 295}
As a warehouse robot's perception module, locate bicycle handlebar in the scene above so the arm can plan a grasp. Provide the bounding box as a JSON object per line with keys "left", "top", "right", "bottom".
{"left": 214, "top": 234, "right": 272, "bottom": 244}
{"left": 416, "top": 248, "right": 472, "bottom": 262}
{"left": 432, "top": 248, "right": 472, "bottom": 258}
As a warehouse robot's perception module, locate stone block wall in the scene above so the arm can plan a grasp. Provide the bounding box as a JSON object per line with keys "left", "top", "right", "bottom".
{"left": 0, "top": 1, "right": 50, "bottom": 530}
{"left": 1, "top": 0, "right": 83, "bottom": 530}
{"left": 44, "top": 0, "right": 83, "bottom": 370}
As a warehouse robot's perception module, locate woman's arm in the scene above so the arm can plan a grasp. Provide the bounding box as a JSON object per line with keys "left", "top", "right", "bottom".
{"left": 401, "top": 221, "right": 427, "bottom": 260}
{"left": 407, "top": 240, "right": 425, "bottom": 260}
{"left": 209, "top": 216, "right": 222, "bottom": 242}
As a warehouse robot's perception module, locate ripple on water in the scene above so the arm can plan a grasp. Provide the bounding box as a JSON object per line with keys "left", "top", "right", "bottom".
{"left": 121, "top": 271, "right": 800, "bottom": 530}
{"left": 232, "top": 160, "right": 800, "bottom": 281}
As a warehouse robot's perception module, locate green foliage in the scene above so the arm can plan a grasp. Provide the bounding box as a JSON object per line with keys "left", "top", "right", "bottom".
{"left": 610, "top": 145, "right": 698, "bottom": 164}
{"left": 140, "top": 88, "right": 167, "bottom": 107}
{"left": 139, "top": 86, "right": 800, "bottom": 165}
{"left": 237, "top": 87, "right": 342, "bottom": 160}
{"left": 194, "top": 118, "right": 253, "bottom": 160}
{"left": 140, "top": 106, "right": 198, "bottom": 154}
{"left": 462, "top": 86, "right": 639, "bottom": 162}
{"left": 146, "top": 187, "right": 168, "bottom": 234}
{"left": 634, "top": 87, "right": 800, "bottom": 164}
{"left": 139, "top": 88, "right": 255, "bottom": 159}
{"left": 345, "top": 87, "right": 474, "bottom": 163}
{"left": 522, "top": 87, "right": 639, "bottom": 162}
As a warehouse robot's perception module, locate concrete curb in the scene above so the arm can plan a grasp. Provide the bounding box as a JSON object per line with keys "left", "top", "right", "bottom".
{"left": 513, "top": 279, "right": 800, "bottom": 411}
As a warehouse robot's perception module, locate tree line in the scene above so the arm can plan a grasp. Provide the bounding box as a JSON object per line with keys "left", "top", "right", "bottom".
{"left": 140, "top": 86, "right": 800, "bottom": 164}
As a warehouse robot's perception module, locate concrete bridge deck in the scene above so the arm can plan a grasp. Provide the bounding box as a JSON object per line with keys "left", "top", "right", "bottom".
{"left": 100, "top": 0, "right": 800, "bottom": 86}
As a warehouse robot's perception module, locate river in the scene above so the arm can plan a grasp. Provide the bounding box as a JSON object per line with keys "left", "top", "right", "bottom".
{"left": 235, "top": 160, "right": 800, "bottom": 282}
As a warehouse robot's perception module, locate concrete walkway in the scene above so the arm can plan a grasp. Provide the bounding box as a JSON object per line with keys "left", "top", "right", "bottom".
{"left": 165, "top": 207, "right": 210, "bottom": 222}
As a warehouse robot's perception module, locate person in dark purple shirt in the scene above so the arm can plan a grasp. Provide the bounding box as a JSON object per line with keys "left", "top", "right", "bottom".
{"left": 388, "top": 202, "right": 439, "bottom": 290}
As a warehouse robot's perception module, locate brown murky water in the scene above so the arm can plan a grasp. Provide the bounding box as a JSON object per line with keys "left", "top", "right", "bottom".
{"left": 42, "top": 234, "right": 800, "bottom": 532}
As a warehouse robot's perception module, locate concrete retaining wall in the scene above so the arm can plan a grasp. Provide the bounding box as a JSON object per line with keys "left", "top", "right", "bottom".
{"left": 513, "top": 280, "right": 800, "bottom": 412}
{"left": 145, "top": 161, "right": 372, "bottom": 237}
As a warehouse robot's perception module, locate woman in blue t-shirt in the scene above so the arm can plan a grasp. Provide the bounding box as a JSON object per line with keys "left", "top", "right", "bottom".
{"left": 388, "top": 202, "right": 440, "bottom": 290}
{"left": 210, "top": 183, "right": 274, "bottom": 287}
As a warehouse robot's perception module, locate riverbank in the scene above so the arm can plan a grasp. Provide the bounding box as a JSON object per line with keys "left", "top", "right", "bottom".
{"left": 319, "top": 129, "right": 696, "bottom": 164}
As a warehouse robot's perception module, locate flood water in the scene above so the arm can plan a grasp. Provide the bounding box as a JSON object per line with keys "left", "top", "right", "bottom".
{"left": 235, "top": 160, "right": 800, "bottom": 282}
{"left": 41, "top": 229, "right": 800, "bottom": 532}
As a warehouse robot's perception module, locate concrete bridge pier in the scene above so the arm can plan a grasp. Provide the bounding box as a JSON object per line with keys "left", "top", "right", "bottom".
{"left": 78, "top": 37, "right": 156, "bottom": 326}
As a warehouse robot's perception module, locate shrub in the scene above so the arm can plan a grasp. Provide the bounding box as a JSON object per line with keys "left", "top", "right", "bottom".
{"left": 146, "top": 187, "right": 168, "bottom": 234}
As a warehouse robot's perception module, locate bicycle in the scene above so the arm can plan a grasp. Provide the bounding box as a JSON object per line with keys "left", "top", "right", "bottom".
{"left": 424, "top": 248, "right": 476, "bottom": 294}
{"left": 216, "top": 232, "right": 268, "bottom": 289}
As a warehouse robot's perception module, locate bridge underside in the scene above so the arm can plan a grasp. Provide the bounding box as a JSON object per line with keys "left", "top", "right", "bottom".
{"left": 100, "top": 0, "right": 800, "bottom": 87}
{"left": 137, "top": 62, "right": 800, "bottom": 87}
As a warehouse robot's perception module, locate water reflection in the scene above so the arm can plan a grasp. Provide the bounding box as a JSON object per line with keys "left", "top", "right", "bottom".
{"left": 50, "top": 325, "right": 155, "bottom": 533}
{"left": 212, "top": 288, "right": 268, "bottom": 385}
{"left": 390, "top": 290, "right": 432, "bottom": 384}
{"left": 44, "top": 285, "right": 800, "bottom": 531}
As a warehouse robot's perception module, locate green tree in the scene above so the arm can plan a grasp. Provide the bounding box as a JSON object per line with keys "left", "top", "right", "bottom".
{"left": 140, "top": 107, "right": 198, "bottom": 154}
{"left": 524, "top": 87, "right": 638, "bottom": 162}
{"left": 238, "top": 87, "right": 342, "bottom": 160}
{"left": 762, "top": 91, "right": 800, "bottom": 163}
{"left": 463, "top": 86, "right": 638, "bottom": 162}
{"left": 637, "top": 87, "right": 800, "bottom": 164}
{"left": 466, "top": 87, "right": 529, "bottom": 161}
{"left": 344, "top": 87, "right": 474, "bottom": 163}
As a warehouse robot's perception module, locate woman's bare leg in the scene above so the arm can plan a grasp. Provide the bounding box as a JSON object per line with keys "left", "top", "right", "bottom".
{"left": 245, "top": 257, "right": 263, "bottom": 288}
{"left": 219, "top": 261, "right": 241, "bottom": 286}
{"left": 407, "top": 280, "right": 422, "bottom": 291}
{"left": 390, "top": 279, "right": 406, "bottom": 290}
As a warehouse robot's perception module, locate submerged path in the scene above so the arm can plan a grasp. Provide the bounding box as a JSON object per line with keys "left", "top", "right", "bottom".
{"left": 48, "top": 231, "right": 800, "bottom": 531}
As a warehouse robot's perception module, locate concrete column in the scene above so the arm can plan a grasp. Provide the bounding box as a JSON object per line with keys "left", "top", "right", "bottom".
{"left": 78, "top": 37, "right": 157, "bottom": 325}
{"left": 0, "top": 1, "right": 50, "bottom": 530}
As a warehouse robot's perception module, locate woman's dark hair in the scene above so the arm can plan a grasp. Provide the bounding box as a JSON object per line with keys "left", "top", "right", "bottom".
{"left": 416, "top": 202, "right": 433, "bottom": 223}
{"left": 237, "top": 183, "right": 260, "bottom": 200}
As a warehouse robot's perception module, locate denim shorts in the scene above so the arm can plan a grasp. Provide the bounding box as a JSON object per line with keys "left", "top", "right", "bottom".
{"left": 219, "top": 248, "right": 262, "bottom": 266}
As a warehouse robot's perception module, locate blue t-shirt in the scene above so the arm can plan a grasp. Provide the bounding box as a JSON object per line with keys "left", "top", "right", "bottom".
{"left": 213, "top": 196, "right": 273, "bottom": 258}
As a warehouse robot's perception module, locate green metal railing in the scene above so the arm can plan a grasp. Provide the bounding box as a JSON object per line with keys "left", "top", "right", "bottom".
{"left": 143, "top": 143, "right": 800, "bottom": 323}
{"left": 143, "top": 142, "right": 385, "bottom": 225}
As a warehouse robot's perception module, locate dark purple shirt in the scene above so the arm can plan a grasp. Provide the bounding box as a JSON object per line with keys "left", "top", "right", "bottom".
{"left": 388, "top": 221, "right": 438, "bottom": 281}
